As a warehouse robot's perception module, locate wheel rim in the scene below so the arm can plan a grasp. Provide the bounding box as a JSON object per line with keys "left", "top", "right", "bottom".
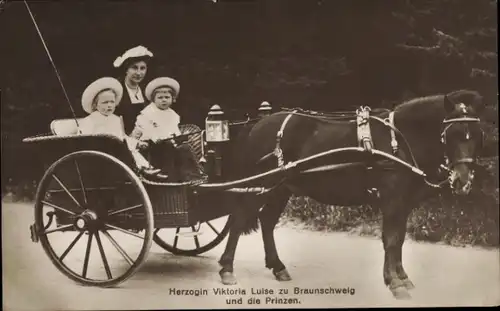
{"left": 153, "top": 215, "right": 231, "bottom": 256}
{"left": 34, "top": 150, "right": 154, "bottom": 287}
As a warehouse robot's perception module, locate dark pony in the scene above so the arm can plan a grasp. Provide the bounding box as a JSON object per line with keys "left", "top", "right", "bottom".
{"left": 217, "top": 89, "right": 484, "bottom": 299}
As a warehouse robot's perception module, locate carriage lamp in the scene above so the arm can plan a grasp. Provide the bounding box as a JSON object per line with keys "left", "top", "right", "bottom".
{"left": 258, "top": 101, "right": 273, "bottom": 118}
{"left": 205, "top": 104, "right": 229, "bottom": 142}
{"left": 205, "top": 104, "right": 229, "bottom": 179}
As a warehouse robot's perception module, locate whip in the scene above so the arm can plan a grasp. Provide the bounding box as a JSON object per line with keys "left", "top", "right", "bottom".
{"left": 23, "top": 0, "right": 80, "bottom": 127}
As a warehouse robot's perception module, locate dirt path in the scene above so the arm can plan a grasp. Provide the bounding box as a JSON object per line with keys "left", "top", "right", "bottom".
{"left": 3, "top": 201, "right": 499, "bottom": 310}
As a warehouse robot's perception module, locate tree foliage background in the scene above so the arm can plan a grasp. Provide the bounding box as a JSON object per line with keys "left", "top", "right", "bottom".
{"left": 1, "top": 0, "right": 497, "bottom": 245}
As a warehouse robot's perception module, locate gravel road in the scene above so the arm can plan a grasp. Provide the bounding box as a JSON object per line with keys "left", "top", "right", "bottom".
{"left": 3, "top": 201, "right": 499, "bottom": 310}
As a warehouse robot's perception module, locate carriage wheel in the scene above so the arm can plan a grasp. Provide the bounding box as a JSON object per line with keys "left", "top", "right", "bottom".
{"left": 33, "top": 150, "right": 154, "bottom": 287}
{"left": 153, "top": 215, "right": 232, "bottom": 256}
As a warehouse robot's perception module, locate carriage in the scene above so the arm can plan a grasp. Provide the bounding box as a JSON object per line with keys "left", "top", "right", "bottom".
{"left": 22, "top": 102, "right": 273, "bottom": 287}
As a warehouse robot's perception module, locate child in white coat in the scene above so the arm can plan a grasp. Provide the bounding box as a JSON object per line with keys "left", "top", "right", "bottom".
{"left": 131, "top": 77, "right": 206, "bottom": 181}
{"left": 79, "top": 77, "right": 164, "bottom": 177}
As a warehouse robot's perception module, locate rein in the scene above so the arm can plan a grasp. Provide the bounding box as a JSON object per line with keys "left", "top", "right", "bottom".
{"left": 280, "top": 106, "right": 392, "bottom": 121}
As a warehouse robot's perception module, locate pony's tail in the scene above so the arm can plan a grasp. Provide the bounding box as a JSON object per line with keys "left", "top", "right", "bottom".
{"left": 241, "top": 212, "right": 260, "bottom": 235}
{"left": 228, "top": 193, "right": 262, "bottom": 236}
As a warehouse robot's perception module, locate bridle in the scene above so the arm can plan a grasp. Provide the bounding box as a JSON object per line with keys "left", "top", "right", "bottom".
{"left": 439, "top": 114, "right": 482, "bottom": 190}
{"left": 382, "top": 101, "right": 484, "bottom": 190}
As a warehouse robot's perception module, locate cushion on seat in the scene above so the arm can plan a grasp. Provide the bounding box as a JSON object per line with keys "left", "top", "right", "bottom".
{"left": 50, "top": 118, "right": 83, "bottom": 136}
{"left": 50, "top": 116, "right": 126, "bottom": 136}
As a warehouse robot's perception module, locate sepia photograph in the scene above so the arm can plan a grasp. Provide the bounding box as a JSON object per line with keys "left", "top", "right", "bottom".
{"left": 1, "top": 0, "right": 498, "bottom": 309}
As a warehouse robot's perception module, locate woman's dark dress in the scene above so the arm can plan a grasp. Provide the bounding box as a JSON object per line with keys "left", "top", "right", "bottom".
{"left": 115, "top": 81, "right": 147, "bottom": 135}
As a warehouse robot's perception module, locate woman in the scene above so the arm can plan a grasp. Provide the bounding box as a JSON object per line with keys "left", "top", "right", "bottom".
{"left": 112, "top": 45, "right": 154, "bottom": 134}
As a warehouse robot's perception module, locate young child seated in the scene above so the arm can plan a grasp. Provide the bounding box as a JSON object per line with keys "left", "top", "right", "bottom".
{"left": 130, "top": 77, "right": 206, "bottom": 182}
{"left": 78, "top": 77, "right": 166, "bottom": 178}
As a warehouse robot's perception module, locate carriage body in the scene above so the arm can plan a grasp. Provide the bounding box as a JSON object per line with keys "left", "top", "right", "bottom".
{"left": 24, "top": 120, "right": 246, "bottom": 232}
{"left": 22, "top": 112, "right": 262, "bottom": 287}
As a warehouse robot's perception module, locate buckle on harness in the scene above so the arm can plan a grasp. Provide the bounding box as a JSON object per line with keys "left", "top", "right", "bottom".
{"left": 273, "top": 111, "right": 297, "bottom": 167}
{"left": 356, "top": 106, "right": 374, "bottom": 153}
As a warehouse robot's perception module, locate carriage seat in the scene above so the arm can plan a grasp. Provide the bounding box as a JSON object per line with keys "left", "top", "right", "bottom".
{"left": 50, "top": 118, "right": 204, "bottom": 161}
{"left": 50, "top": 118, "right": 84, "bottom": 136}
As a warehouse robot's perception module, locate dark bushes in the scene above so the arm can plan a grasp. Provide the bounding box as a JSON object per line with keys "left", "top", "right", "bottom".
{"left": 282, "top": 157, "right": 499, "bottom": 247}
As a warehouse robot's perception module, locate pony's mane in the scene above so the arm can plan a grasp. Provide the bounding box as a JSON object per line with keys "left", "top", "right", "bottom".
{"left": 393, "top": 94, "right": 445, "bottom": 122}
{"left": 395, "top": 90, "right": 481, "bottom": 110}
{"left": 394, "top": 90, "right": 482, "bottom": 121}
{"left": 398, "top": 94, "right": 443, "bottom": 109}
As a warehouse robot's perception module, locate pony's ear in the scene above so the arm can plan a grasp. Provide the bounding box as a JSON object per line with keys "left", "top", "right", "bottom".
{"left": 443, "top": 95, "right": 455, "bottom": 113}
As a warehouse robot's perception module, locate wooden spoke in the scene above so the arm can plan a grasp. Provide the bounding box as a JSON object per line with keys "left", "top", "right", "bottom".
{"left": 191, "top": 226, "right": 201, "bottom": 249}
{"left": 43, "top": 224, "right": 74, "bottom": 235}
{"left": 41, "top": 200, "right": 77, "bottom": 216}
{"left": 108, "top": 204, "right": 143, "bottom": 217}
{"left": 95, "top": 231, "right": 112, "bottom": 280}
{"left": 52, "top": 174, "right": 83, "bottom": 209}
{"left": 206, "top": 221, "right": 220, "bottom": 235}
{"left": 74, "top": 160, "right": 88, "bottom": 205}
{"left": 104, "top": 223, "right": 144, "bottom": 239}
{"left": 48, "top": 186, "right": 121, "bottom": 193}
{"left": 59, "top": 231, "right": 85, "bottom": 261}
{"left": 101, "top": 230, "right": 134, "bottom": 266}
{"left": 173, "top": 227, "right": 180, "bottom": 249}
{"left": 82, "top": 232, "right": 93, "bottom": 279}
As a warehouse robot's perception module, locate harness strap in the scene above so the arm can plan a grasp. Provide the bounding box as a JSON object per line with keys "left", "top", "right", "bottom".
{"left": 372, "top": 112, "right": 399, "bottom": 155}
{"left": 388, "top": 111, "right": 398, "bottom": 155}
{"left": 356, "top": 106, "right": 374, "bottom": 152}
{"left": 371, "top": 114, "right": 420, "bottom": 168}
{"left": 355, "top": 106, "right": 380, "bottom": 197}
{"left": 274, "top": 111, "right": 297, "bottom": 167}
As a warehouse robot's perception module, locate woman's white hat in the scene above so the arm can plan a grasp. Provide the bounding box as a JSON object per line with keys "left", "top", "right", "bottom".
{"left": 81, "top": 77, "right": 123, "bottom": 114}
{"left": 113, "top": 45, "right": 154, "bottom": 68}
{"left": 145, "top": 77, "right": 180, "bottom": 101}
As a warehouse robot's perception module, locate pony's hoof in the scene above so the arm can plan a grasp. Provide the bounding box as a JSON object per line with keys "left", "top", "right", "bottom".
{"left": 402, "top": 278, "right": 415, "bottom": 290}
{"left": 273, "top": 269, "right": 292, "bottom": 282}
{"left": 390, "top": 286, "right": 412, "bottom": 300}
{"left": 220, "top": 271, "right": 237, "bottom": 285}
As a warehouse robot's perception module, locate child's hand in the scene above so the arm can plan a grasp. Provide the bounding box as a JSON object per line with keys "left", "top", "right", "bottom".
{"left": 137, "top": 141, "right": 149, "bottom": 149}
{"left": 163, "top": 137, "right": 177, "bottom": 147}
{"left": 130, "top": 128, "right": 143, "bottom": 140}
